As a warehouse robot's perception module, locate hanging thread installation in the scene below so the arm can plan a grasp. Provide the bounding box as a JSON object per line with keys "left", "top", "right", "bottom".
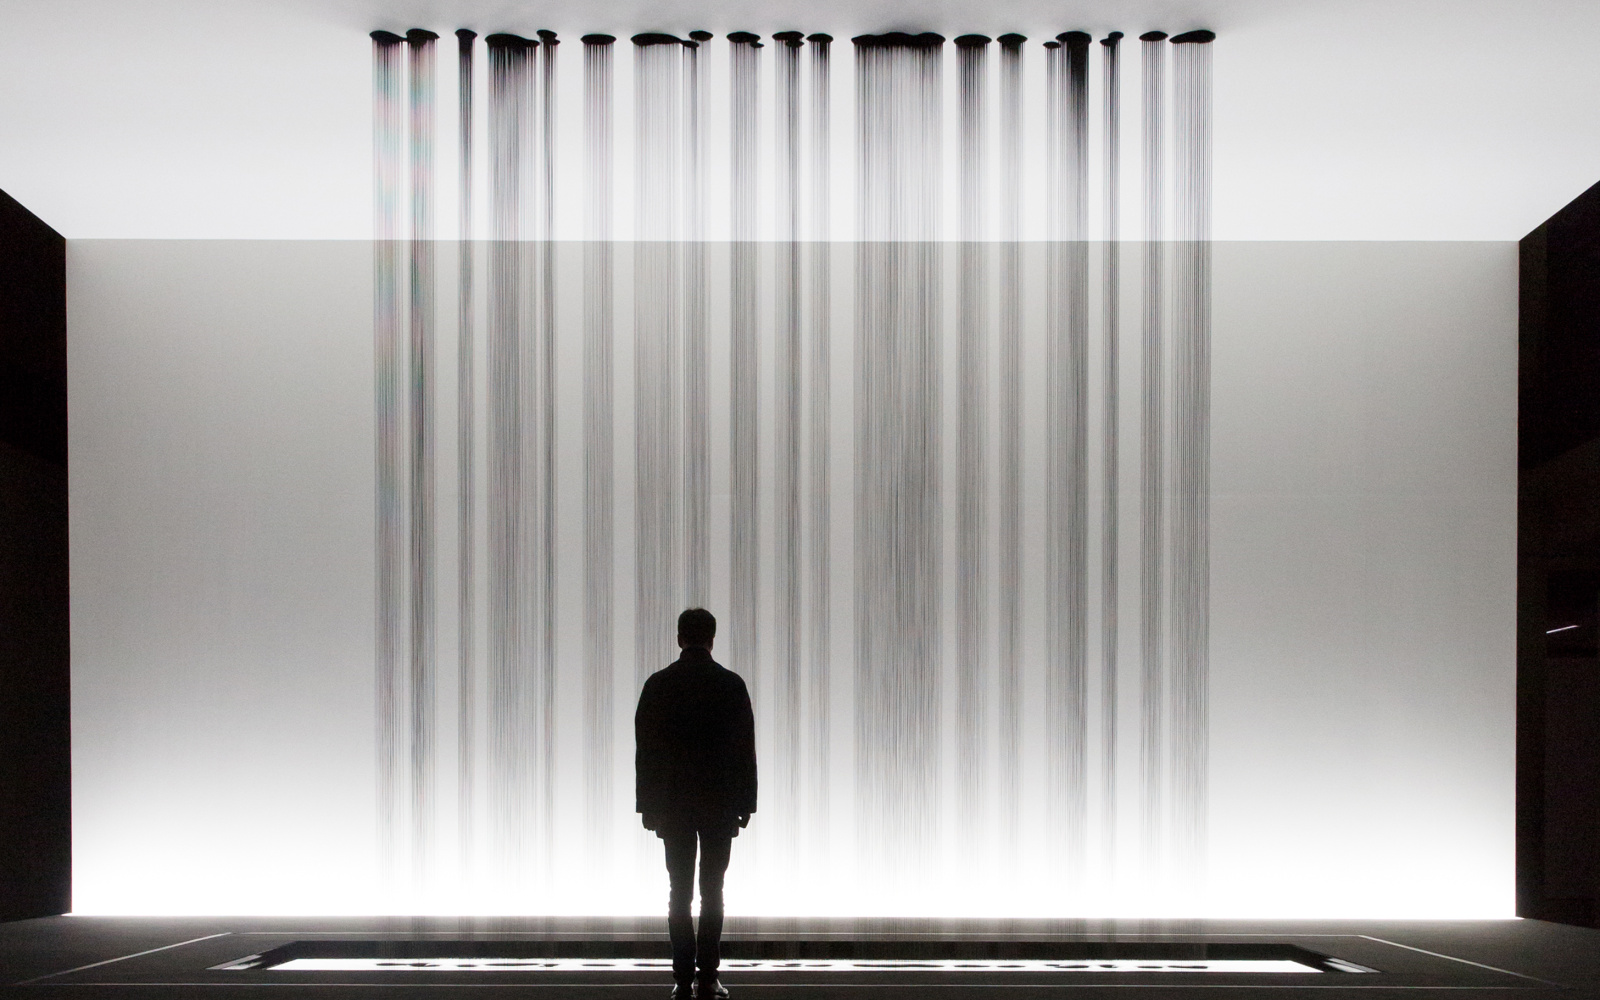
{"left": 370, "top": 26, "right": 1213, "bottom": 916}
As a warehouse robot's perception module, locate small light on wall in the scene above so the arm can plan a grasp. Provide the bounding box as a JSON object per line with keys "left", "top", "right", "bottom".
{"left": 1546, "top": 624, "right": 1580, "bottom": 634}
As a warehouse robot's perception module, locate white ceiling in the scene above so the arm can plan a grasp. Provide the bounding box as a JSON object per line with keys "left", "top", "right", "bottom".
{"left": 2, "top": 0, "right": 1598, "bottom": 240}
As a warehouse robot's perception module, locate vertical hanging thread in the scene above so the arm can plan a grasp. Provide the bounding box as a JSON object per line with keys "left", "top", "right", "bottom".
{"left": 954, "top": 32, "right": 990, "bottom": 847}
{"left": 511, "top": 34, "right": 549, "bottom": 883}
{"left": 581, "top": 32, "right": 617, "bottom": 860}
{"left": 535, "top": 28, "right": 559, "bottom": 865}
{"left": 371, "top": 28, "right": 406, "bottom": 884}
{"left": 728, "top": 31, "right": 763, "bottom": 700}
{"left": 1170, "top": 28, "right": 1213, "bottom": 897}
{"left": 405, "top": 26, "right": 439, "bottom": 882}
{"left": 853, "top": 31, "right": 945, "bottom": 881}
{"left": 514, "top": 34, "right": 539, "bottom": 882}
{"left": 523, "top": 30, "right": 548, "bottom": 883}
{"left": 684, "top": 31, "right": 713, "bottom": 606}
{"left": 994, "top": 31, "right": 1025, "bottom": 857}
{"left": 805, "top": 29, "right": 833, "bottom": 859}
{"left": 1138, "top": 29, "right": 1168, "bottom": 875}
{"left": 1099, "top": 29, "right": 1123, "bottom": 873}
{"left": 484, "top": 31, "right": 531, "bottom": 874}
{"left": 1046, "top": 29, "right": 1091, "bottom": 882}
{"left": 633, "top": 34, "right": 684, "bottom": 684}
{"left": 773, "top": 29, "right": 805, "bottom": 851}
{"left": 454, "top": 25, "right": 477, "bottom": 879}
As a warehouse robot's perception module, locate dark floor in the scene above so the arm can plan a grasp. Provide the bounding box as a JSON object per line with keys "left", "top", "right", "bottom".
{"left": 3, "top": 915, "right": 1599, "bottom": 998}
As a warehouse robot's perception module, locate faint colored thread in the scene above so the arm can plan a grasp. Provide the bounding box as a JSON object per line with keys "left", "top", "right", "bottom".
{"left": 371, "top": 29, "right": 406, "bottom": 888}
{"left": 729, "top": 34, "right": 762, "bottom": 709}
{"left": 1099, "top": 29, "right": 1123, "bottom": 876}
{"left": 955, "top": 35, "right": 989, "bottom": 848}
{"left": 454, "top": 25, "right": 477, "bottom": 882}
{"left": 1138, "top": 29, "right": 1168, "bottom": 876}
{"left": 995, "top": 32, "right": 1024, "bottom": 858}
{"left": 581, "top": 34, "right": 616, "bottom": 862}
{"left": 406, "top": 25, "right": 438, "bottom": 886}
{"left": 806, "top": 30, "right": 833, "bottom": 863}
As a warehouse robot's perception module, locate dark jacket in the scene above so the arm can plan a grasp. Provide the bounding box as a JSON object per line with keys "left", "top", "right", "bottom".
{"left": 635, "top": 646, "right": 758, "bottom": 821}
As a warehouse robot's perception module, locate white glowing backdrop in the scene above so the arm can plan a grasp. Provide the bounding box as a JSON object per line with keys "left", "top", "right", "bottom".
{"left": 68, "top": 236, "right": 1514, "bottom": 917}
{"left": 53, "top": 10, "right": 1524, "bottom": 922}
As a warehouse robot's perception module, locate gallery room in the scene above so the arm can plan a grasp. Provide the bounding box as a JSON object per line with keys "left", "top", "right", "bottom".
{"left": 0, "top": 0, "right": 1597, "bottom": 995}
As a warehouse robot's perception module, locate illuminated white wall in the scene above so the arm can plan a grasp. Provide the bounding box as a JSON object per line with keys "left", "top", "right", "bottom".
{"left": 1207, "top": 241, "right": 1515, "bottom": 918}
{"left": 67, "top": 238, "right": 1514, "bottom": 917}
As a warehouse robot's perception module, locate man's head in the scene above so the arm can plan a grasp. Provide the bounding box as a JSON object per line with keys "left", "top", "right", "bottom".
{"left": 677, "top": 607, "right": 717, "bottom": 650}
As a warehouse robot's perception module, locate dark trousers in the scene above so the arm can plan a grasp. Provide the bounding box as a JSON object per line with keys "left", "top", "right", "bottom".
{"left": 661, "top": 821, "right": 734, "bottom": 985}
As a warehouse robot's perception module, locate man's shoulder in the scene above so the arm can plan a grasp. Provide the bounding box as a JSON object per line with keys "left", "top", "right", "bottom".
{"left": 637, "top": 666, "right": 673, "bottom": 698}
{"left": 708, "top": 661, "right": 749, "bottom": 693}
{"left": 641, "top": 660, "right": 694, "bottom": 687}
{"left": 645, "top": 656, "right": 747, "bottom": 691}
{"left": 677, "top": 657, "right": 747, "bottom": 686}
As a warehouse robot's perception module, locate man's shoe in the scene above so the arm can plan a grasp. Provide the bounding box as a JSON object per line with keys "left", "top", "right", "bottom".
{"left": 670, "top": 983, "right": 693, "bottom": 999}
{"left": 695, "top": 978, "right": 729, "bottom": 999}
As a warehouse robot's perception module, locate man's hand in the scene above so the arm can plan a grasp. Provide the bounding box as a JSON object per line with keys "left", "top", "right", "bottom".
{"left": 737, "top": 814, "right": 750, "bottom": 829}
{"left": 642, "top": 813, "right": 660, "bottom": 832}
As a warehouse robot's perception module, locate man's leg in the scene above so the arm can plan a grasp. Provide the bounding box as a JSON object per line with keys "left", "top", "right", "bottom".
{"left": 661, "top": 826, "right": 699, "bottom": 987}
{"left": 694, "top": 825, "right": 734, "bottom": 984}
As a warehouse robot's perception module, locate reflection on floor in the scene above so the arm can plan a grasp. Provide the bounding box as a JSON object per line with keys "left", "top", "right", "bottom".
{"left": 218, "top": 937, "right": 1369, "bottom": 975}
{"left": 3, "top": 916, "right": 1598, "bottom": 997}
{"left": 253, "top": 957, "right": 1335, "bottom": 973}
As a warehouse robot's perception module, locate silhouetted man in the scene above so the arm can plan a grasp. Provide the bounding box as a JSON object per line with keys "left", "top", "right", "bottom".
{"left": 635, "top": 608, "right": 757, "bottom": 1000}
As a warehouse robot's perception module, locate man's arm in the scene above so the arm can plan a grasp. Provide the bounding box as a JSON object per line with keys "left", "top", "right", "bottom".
{"left": 635, "top": 675, "right": 665, "bottom": 819}
{"left": 732, "top": 675, "right": 757, "bottom": 818}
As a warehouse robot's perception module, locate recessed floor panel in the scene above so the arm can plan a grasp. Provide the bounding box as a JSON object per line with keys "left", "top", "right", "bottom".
{"left": 256, "top": 957, "right": 1332, "bottom": 974}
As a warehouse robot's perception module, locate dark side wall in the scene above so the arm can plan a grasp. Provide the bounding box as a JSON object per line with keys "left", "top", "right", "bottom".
{"left": 0, "top": 187, "right": 70, "bottom": 921}
{"left": 1520, "top": 179, "right": 1600, "bottom": 927}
